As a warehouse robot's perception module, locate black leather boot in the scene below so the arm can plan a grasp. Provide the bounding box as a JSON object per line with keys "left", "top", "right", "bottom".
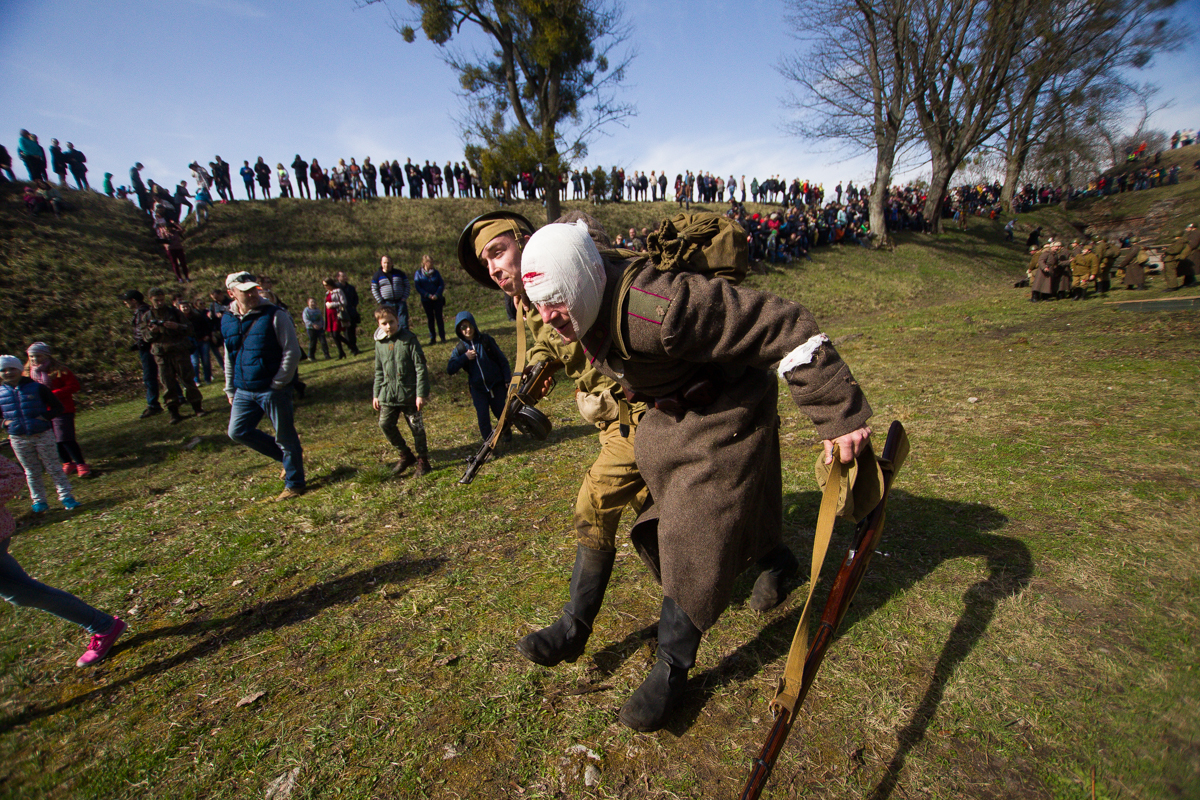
{"left": 517, "top": 545, "right": 615, "bottom": 666}
{"left": 749, "top": 543, "right": 800, "bottom": 612}
{"left": 618, "top": 596, "right": 703, "bottom": 732}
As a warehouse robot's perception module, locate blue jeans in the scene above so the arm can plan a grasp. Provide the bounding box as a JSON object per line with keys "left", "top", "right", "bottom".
{"left": 139, "top": 348, "right": 162, "bottom": 409}
{"left": 227, "top": 387, "right": 305, "bottom": 490}
{"left": 471, "top": 383, "right": 508, "bottom": 441}
{"left": 0, "top": 539, "right": 114, "bottom": 634}
{"left": 191, "top": 340, "right": 212, "bottom": 383}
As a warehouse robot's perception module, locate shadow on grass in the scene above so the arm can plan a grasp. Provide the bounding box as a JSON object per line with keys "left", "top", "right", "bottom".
{"left": 0, "top": 555, "right": 446, "bottom": 734}
{"left": 668, "top": 490, "right": 1032, "bottom": 796}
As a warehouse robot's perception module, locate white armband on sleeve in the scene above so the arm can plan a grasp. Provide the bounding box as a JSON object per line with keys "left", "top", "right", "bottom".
{"left": 777, "top": 333, "right": 830, "bottom": 379}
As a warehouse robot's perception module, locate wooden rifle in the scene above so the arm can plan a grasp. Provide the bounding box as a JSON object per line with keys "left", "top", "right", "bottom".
{"left": 740, "top": 420, "right": 909, "bottom": 800}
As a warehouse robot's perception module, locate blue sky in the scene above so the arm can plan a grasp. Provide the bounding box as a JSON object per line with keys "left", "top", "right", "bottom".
{"left": 1, "top": 0, "right": 1197, "bottom": 195}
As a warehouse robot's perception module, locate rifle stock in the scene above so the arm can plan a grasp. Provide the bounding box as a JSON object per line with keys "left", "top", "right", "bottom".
{"left": 740, "top": 421, "right": 908, "bottom": 800}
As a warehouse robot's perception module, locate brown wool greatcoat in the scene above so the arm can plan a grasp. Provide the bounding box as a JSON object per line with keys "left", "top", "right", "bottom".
{"left": 1032, "top": 249, "right": 1058, "bottom": 294}
{"left": 1117, "top": 245, "right": 1145, "bottom": 287}
{"left": 578, "top": 257, "right": 872, "bottom": 631}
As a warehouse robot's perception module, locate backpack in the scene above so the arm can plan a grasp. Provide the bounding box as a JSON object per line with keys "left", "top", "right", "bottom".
{"left": 642, "top": 211, "right": 748, "bottom": 285}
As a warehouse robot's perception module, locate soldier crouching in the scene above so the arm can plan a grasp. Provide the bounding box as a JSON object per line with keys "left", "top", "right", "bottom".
{"left": 519, "top": 219, "right": 872, "bottom": 731}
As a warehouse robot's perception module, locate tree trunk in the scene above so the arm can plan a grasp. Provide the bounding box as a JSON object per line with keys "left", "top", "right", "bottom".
{"left": 922, "top": 152, "right": 955, "bottom": 234}
{"left": 545, "top": 179, "right": 562, "bottom": 223}
{"left": 1000, "top": 136, "right": 1028, "bottom": 214}
{"left": 869, "top": 140, "right": 897, "bottom": 248}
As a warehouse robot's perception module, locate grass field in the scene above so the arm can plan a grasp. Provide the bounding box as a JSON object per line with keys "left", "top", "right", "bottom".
{"left": 0, "top": 156, "right": 1198, "bottom": 799}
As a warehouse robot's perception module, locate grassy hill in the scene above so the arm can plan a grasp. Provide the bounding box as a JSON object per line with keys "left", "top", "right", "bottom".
{"left": 0, "top": 161, "right": 1198, "bottom": 799}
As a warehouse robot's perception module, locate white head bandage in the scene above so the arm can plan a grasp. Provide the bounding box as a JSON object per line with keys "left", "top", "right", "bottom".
{"left": 521, "top": 220, "right": 607, "bottom": 338}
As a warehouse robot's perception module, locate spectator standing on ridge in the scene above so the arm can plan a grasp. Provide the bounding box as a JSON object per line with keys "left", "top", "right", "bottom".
{"left": 130, "top": 162, "right": 150, "bottom": 212}
{"left": 213, "top": 156, "right": 233, "bottom": 202}
{"left": 292, "top": 154, "right": 310, "bottom": 199}
{"left": 17, "top": 131, "right": 46, "bottom": 182}
{"left": 49, "top": 140, "right": 68, "bottom": 187}
{"left": 65, "top": 143, "right": 88, "bottom": 190}
{"left": 0, "top": 144, "right": 15, "bottom": 183}
{"left": 222, "top": 272, "right": 306, "bottom": 501}
{"left": 276, "top": 164, "right": 293, "bottom": 198}
{"left": 120, "top": 289, "right": 164, "bottom": 418}
{"left": 240, "top": 161, "right": 256, "bottom": 200}
{"left": 254, "top": 157, "right": 272, "bottom": 199}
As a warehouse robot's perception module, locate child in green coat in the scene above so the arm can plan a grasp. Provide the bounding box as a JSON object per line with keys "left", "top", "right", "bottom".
{"left": 372, "top": 306, "right": 430, "bottom": 476}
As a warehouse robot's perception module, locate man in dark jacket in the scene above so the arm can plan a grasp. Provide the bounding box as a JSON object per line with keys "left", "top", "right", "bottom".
{"left": 65, "top": 143, "right": 88, "bottom": 189}
{"left": 213, "top": 156, "right": 233, "bottom": 202}
{"left": 222, "top": 271, "right": 305, "bottom": 500}
{"left": 130, "top": 162, "right": 150, "bottom": 212}
{"left": 119, "top": 289, "right": 163, "bottom": 418}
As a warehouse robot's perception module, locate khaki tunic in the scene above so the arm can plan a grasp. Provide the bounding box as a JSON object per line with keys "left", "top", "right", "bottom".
{"left": 1180, "top": 230, "right": 1200, "bottom": 281}
{"left": 522, "top": 303, "right": 647, "bottom": 550}
{"left": 1162, "top": 238, "right": 1187, "bottom": 289}
{"left": 1072, "top": 253, "right": 1097, "bottom": 288}
{"left": 578, "top": 258, "right": 872, "bottom": 631}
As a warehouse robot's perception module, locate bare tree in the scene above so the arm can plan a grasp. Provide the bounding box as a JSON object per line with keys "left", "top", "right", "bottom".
{"left": 360, "top": 0, "right": 635, "bottom": 222}
{"left": 996, "top": 0, "right": 1184, "bottom": 212}
{"left": 780, "top": 0, "right": 915, "bottom": 248}
{"left": 904, "top": 0, "right": 1038, "bottom": 233}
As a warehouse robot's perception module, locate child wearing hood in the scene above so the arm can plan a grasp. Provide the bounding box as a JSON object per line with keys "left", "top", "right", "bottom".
{"left": 446, "top": 311, "right": 511, "bottom": 442}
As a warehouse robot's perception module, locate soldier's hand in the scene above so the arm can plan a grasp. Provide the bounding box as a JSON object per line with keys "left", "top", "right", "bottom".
{"left": 823, "top": 425, "right": 872, "bottom": 465}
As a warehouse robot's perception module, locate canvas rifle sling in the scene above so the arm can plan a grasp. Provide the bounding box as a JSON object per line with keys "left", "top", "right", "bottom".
{"left": 487, "top": 302, "right": 528, "bottom": 448}
{"left": 770, "top": 455, "right": 845, "bottom": 719}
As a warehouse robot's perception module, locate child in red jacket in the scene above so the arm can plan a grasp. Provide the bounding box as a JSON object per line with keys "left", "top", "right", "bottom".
{"left": 24, "top": 342, "right": 92, "bottom": 478}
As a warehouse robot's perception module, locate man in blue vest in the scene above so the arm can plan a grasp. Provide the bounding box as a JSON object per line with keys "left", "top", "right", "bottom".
{"left": 221, "top": 271, "right": 306, "bottom": 501}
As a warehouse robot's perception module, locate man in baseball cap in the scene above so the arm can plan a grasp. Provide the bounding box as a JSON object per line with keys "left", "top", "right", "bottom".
{"left": 220, "top": 271, "right": 306, "bottom": 500}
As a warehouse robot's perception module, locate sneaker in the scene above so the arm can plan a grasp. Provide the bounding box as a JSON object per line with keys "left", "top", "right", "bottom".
{"left": 76, "top": 463, "right": 93, "bottom": 478}
{"left": 76, "top": 618, "right": 126, "bottom": 667}
{"left": 31, "top": 500, "right": 49, "bottom": 514}
{"left": 168, "top": 411, "right": 185, "bottom": 425}
{"left": 415, "top": 457, "right": 431, "bottom": 477}
{"left": 63, "top": 462, "right": 77, "bottom": 476}
{"left": 140, "top": 406, "right": 163, "bottom": 419}
{"left": 62, "top": 495, "right": 82, "bottom": 511}
{"left": 275, "top": 487, "right": 305, "bottom": 502}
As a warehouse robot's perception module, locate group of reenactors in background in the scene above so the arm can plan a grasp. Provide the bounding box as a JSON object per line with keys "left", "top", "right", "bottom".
{"left": 1027, "top": 223, "right": 1199, "bottom": 301}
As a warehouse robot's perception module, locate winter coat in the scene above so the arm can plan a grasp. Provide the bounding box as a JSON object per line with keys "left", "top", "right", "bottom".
{"left": 0, "top": 377, "right": 63, "bottom": 437}
{"left": 577, "top": 256, "right": 872, "bottom": 632}
{"left": 29, "top": 364, "right": 82, "bottom": 415}
{"left": 373, "top": 327, "right": 429, "bottom": 406}
{"left": 413, "top": 267, "right": 445, "bottom": 302}
{"left": 447, "top": 312, "right": 510, "bottom": 396}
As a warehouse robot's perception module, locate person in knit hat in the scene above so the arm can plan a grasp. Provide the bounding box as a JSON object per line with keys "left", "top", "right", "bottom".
{"left": 0, "top": 454, "right": 126, "bottom": 665}
{"left": 0, "top": 355, "right": 79, "bottom": 512}
{"left": 24, "top": 342, "right": 92, "bottom": 478}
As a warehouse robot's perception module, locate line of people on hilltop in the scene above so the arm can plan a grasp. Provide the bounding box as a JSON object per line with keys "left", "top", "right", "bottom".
{"left": 1025, "top": 224, "right": 1199, "bottom": 302}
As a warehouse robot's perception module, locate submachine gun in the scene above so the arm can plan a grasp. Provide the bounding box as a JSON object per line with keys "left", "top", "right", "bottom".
{"left": 458, "top": 359, "right": 564, "bottom": 485}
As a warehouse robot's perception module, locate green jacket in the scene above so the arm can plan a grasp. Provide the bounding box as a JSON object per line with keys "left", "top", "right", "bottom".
{"left": 373, "top": 328, "right": 429, "bottom": 405}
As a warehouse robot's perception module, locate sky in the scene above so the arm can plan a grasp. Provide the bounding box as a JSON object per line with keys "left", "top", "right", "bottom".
{"left": 1, "top": 0, "right": 1198, "bottom": 195}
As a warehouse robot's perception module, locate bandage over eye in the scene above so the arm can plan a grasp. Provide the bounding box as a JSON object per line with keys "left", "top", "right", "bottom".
{"left": 522, "top": 220, "right": 607, "bottom": 338}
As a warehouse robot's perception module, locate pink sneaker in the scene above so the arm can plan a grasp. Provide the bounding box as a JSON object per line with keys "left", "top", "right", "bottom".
{"left": 76, "top": 618, "right": 127, "bottom": 667}
{"left": 62, "top": 462, "right": 77, "bottom": 476}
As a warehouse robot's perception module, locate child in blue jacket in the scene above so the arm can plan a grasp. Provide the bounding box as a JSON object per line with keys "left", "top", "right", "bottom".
{"left": 446, "top": 312, "right": 511, "bottom": 441}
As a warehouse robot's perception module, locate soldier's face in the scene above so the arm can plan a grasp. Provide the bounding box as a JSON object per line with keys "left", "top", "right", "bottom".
{"left": 536, "top": 302, "right": 576, "bottom": 343}
{"left": 482, "top": 234, "right": 525, "bottom": 298}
